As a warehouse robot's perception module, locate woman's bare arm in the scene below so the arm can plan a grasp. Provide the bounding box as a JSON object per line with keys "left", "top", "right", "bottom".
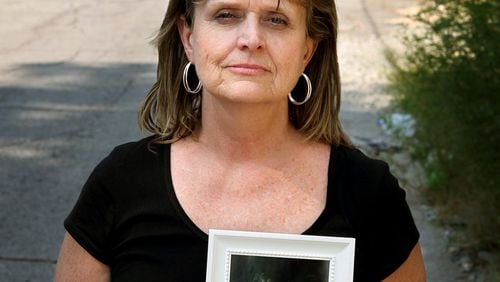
{"left": 54, "top": 233, "right": 110, "bottom": 282}
{"left": 383, "top": 242, "right": 426, "bottom": 281}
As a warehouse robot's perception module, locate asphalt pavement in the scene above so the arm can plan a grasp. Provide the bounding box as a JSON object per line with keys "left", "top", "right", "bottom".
{"left": 0, "top": 0, "right": 466, "bottom": 281}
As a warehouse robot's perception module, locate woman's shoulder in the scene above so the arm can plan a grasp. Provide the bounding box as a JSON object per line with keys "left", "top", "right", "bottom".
{"left": 330, "top": 144, "right": 403, "bottom": 203}
{"left": 110, "top": 135, "right": 160, "bottom": 156}
{"left": 89, "top": 135, "right": 165, "bottom": 179}
{"left": 104, "top": 135, "right": 164, "bottom": 163}
{"left": 333, "top": 144, "right": 390, "bottom": 180}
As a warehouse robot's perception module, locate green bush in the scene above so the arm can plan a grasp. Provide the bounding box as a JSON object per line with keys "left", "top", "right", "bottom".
{"left": 387, "top": 0, "right": 499, "bottom": 250}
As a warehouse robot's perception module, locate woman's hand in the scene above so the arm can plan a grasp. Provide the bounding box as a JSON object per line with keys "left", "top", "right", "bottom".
{"left": 383, "top": 243, "right": 426, "bottom": 281}
{"left": 54, "top": 233, "right": 110, "bottom": 282}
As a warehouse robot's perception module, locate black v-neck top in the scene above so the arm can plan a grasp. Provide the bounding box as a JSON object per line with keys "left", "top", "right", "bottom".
{"left": 64, "top": 136, "right": 419, "bottom": 281}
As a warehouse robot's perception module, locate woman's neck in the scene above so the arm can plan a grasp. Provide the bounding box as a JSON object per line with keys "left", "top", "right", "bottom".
{"left": 193, "top": 96, "right": 303, "bottom": 162}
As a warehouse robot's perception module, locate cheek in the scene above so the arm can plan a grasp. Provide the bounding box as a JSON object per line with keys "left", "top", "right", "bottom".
{"left": 270, "top": 43, "right": 310, "bottom": 95}
{"left": 272, "top": 41, "right": 308, "bottom": 79}
{"left": 191, "top": 27, "right": 231, "bottom": 67}
{"left": 192, "top": 38, "right": 225, "bottom": 85}
{"left": 189, "top": 31, "right": 232, "bottom": 91}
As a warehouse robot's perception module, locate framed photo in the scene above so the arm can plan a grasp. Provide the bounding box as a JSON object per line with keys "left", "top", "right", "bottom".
{"left": 206, "top": 229, "right": 355, "bottom": 282}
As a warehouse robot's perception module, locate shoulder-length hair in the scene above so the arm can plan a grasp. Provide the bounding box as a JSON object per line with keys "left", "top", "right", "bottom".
{"left": 139, "top": 0, "right": 352, "bottom": 146}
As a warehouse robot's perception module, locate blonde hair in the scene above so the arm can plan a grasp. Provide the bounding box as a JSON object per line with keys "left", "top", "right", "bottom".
{"left": 139, "top": 0, "right": 352, "bottom": 146}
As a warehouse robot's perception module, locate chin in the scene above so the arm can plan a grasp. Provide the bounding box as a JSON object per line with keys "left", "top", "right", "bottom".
{"left": 218, "top": 89, "right": 283, "bottom": 104}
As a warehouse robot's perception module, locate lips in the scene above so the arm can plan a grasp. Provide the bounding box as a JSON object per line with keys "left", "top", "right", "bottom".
{"left": 226, "top": 63, "right": 269, "bottom": 75}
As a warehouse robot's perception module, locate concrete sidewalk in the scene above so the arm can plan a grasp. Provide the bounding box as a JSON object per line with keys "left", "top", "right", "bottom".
{"left": 0, "top": 0, "right": 466, "bottom": 281}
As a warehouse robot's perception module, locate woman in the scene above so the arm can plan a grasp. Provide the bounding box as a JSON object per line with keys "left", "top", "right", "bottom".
{"left": 55, "top": 0, "right": 426, "bottom": 281}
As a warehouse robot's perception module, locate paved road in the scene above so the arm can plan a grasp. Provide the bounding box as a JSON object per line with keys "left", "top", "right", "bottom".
{"left": 0, "top": 1, "right": 166, "bottom": 280}
{"left": 0, "top": 0, "right": 465, "bottom": 281}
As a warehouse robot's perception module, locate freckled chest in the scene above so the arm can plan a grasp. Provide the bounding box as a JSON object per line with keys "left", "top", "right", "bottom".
{"left": 170, "top": 145, "right": 330, "bottom": 234}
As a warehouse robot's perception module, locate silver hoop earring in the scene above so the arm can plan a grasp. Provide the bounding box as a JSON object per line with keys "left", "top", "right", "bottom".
{"left": 288, "top": 73, "right": 312, "bottom": 106}
{"left": 183, "top": 62, "right": 202, "bottom": 94}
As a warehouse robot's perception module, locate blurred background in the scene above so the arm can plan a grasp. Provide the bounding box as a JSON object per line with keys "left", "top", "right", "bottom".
{"left": 0, "top": 0, "right": 497, "bottom": 281}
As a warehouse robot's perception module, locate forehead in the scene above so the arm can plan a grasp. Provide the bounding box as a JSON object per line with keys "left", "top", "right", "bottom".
{"left": 198, "top": 0, "right": 307, "bottom": 10}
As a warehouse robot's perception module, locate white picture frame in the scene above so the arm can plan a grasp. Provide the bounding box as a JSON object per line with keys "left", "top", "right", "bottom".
{"left": 206, "top": 229, "right": 355, "bottom": 282}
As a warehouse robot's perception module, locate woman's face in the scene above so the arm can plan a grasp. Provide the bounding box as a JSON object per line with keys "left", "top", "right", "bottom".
{"left": 179, "top": 0, "right": 316, "bottom": 104}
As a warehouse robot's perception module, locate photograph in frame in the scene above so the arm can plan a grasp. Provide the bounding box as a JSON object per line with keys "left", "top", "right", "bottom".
{"left": 229, "top": 253, "right": 330, "bottom": 282}
{"left": 206, "top": 229, "right": 355, "bottom": 282}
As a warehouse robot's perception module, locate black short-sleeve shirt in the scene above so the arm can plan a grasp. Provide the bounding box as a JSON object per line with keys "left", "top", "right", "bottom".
{"left": 64, "top": 136, "right": 419, "bottom": 281}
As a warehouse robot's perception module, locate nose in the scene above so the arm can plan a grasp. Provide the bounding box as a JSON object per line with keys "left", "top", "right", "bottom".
{"left": 237, "top": 15, "right": 264, "bottom": 51}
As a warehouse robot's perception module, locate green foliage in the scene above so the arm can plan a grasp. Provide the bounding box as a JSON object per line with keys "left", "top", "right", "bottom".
{"left": 387, "top": 0, "right": 500, "bottom": 250}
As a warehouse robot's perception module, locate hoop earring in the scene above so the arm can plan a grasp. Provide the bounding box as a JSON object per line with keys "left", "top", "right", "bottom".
{"left": 183, "top": 62, "right": 202, "bottom": 94}
{"left": 288, "top": 73, "right": 312, "bottom": 106}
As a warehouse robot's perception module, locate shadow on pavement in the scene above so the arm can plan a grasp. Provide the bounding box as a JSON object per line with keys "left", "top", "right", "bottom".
{"left": 0, "top": 62, "right": 155, "bottom": 280}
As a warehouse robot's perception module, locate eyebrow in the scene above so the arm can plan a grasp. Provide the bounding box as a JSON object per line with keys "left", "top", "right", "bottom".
{"left": 206, "top": 0, "right": 285, "bottom": 12}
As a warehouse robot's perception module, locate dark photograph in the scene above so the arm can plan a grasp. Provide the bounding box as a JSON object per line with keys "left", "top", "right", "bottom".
{"left": 229, "top": 254, "right": 330, "bottom": 282}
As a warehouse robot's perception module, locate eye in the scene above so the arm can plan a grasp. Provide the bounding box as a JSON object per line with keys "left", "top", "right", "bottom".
{"left": 214, "top": 9, "right": 242, "bottom": 23}
{"left": 265, "top": 13, "right": 289, "bottom": 26}
{"left": 215, "top": 11, "right": 234, "bottom": 19}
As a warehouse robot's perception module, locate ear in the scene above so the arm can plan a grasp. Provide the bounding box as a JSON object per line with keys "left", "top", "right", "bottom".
{"left": 178, "top": 16, "right": 194, "bottom": 61}
{"left": 302, "top": 37, "right": 318, "bottom": 68}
